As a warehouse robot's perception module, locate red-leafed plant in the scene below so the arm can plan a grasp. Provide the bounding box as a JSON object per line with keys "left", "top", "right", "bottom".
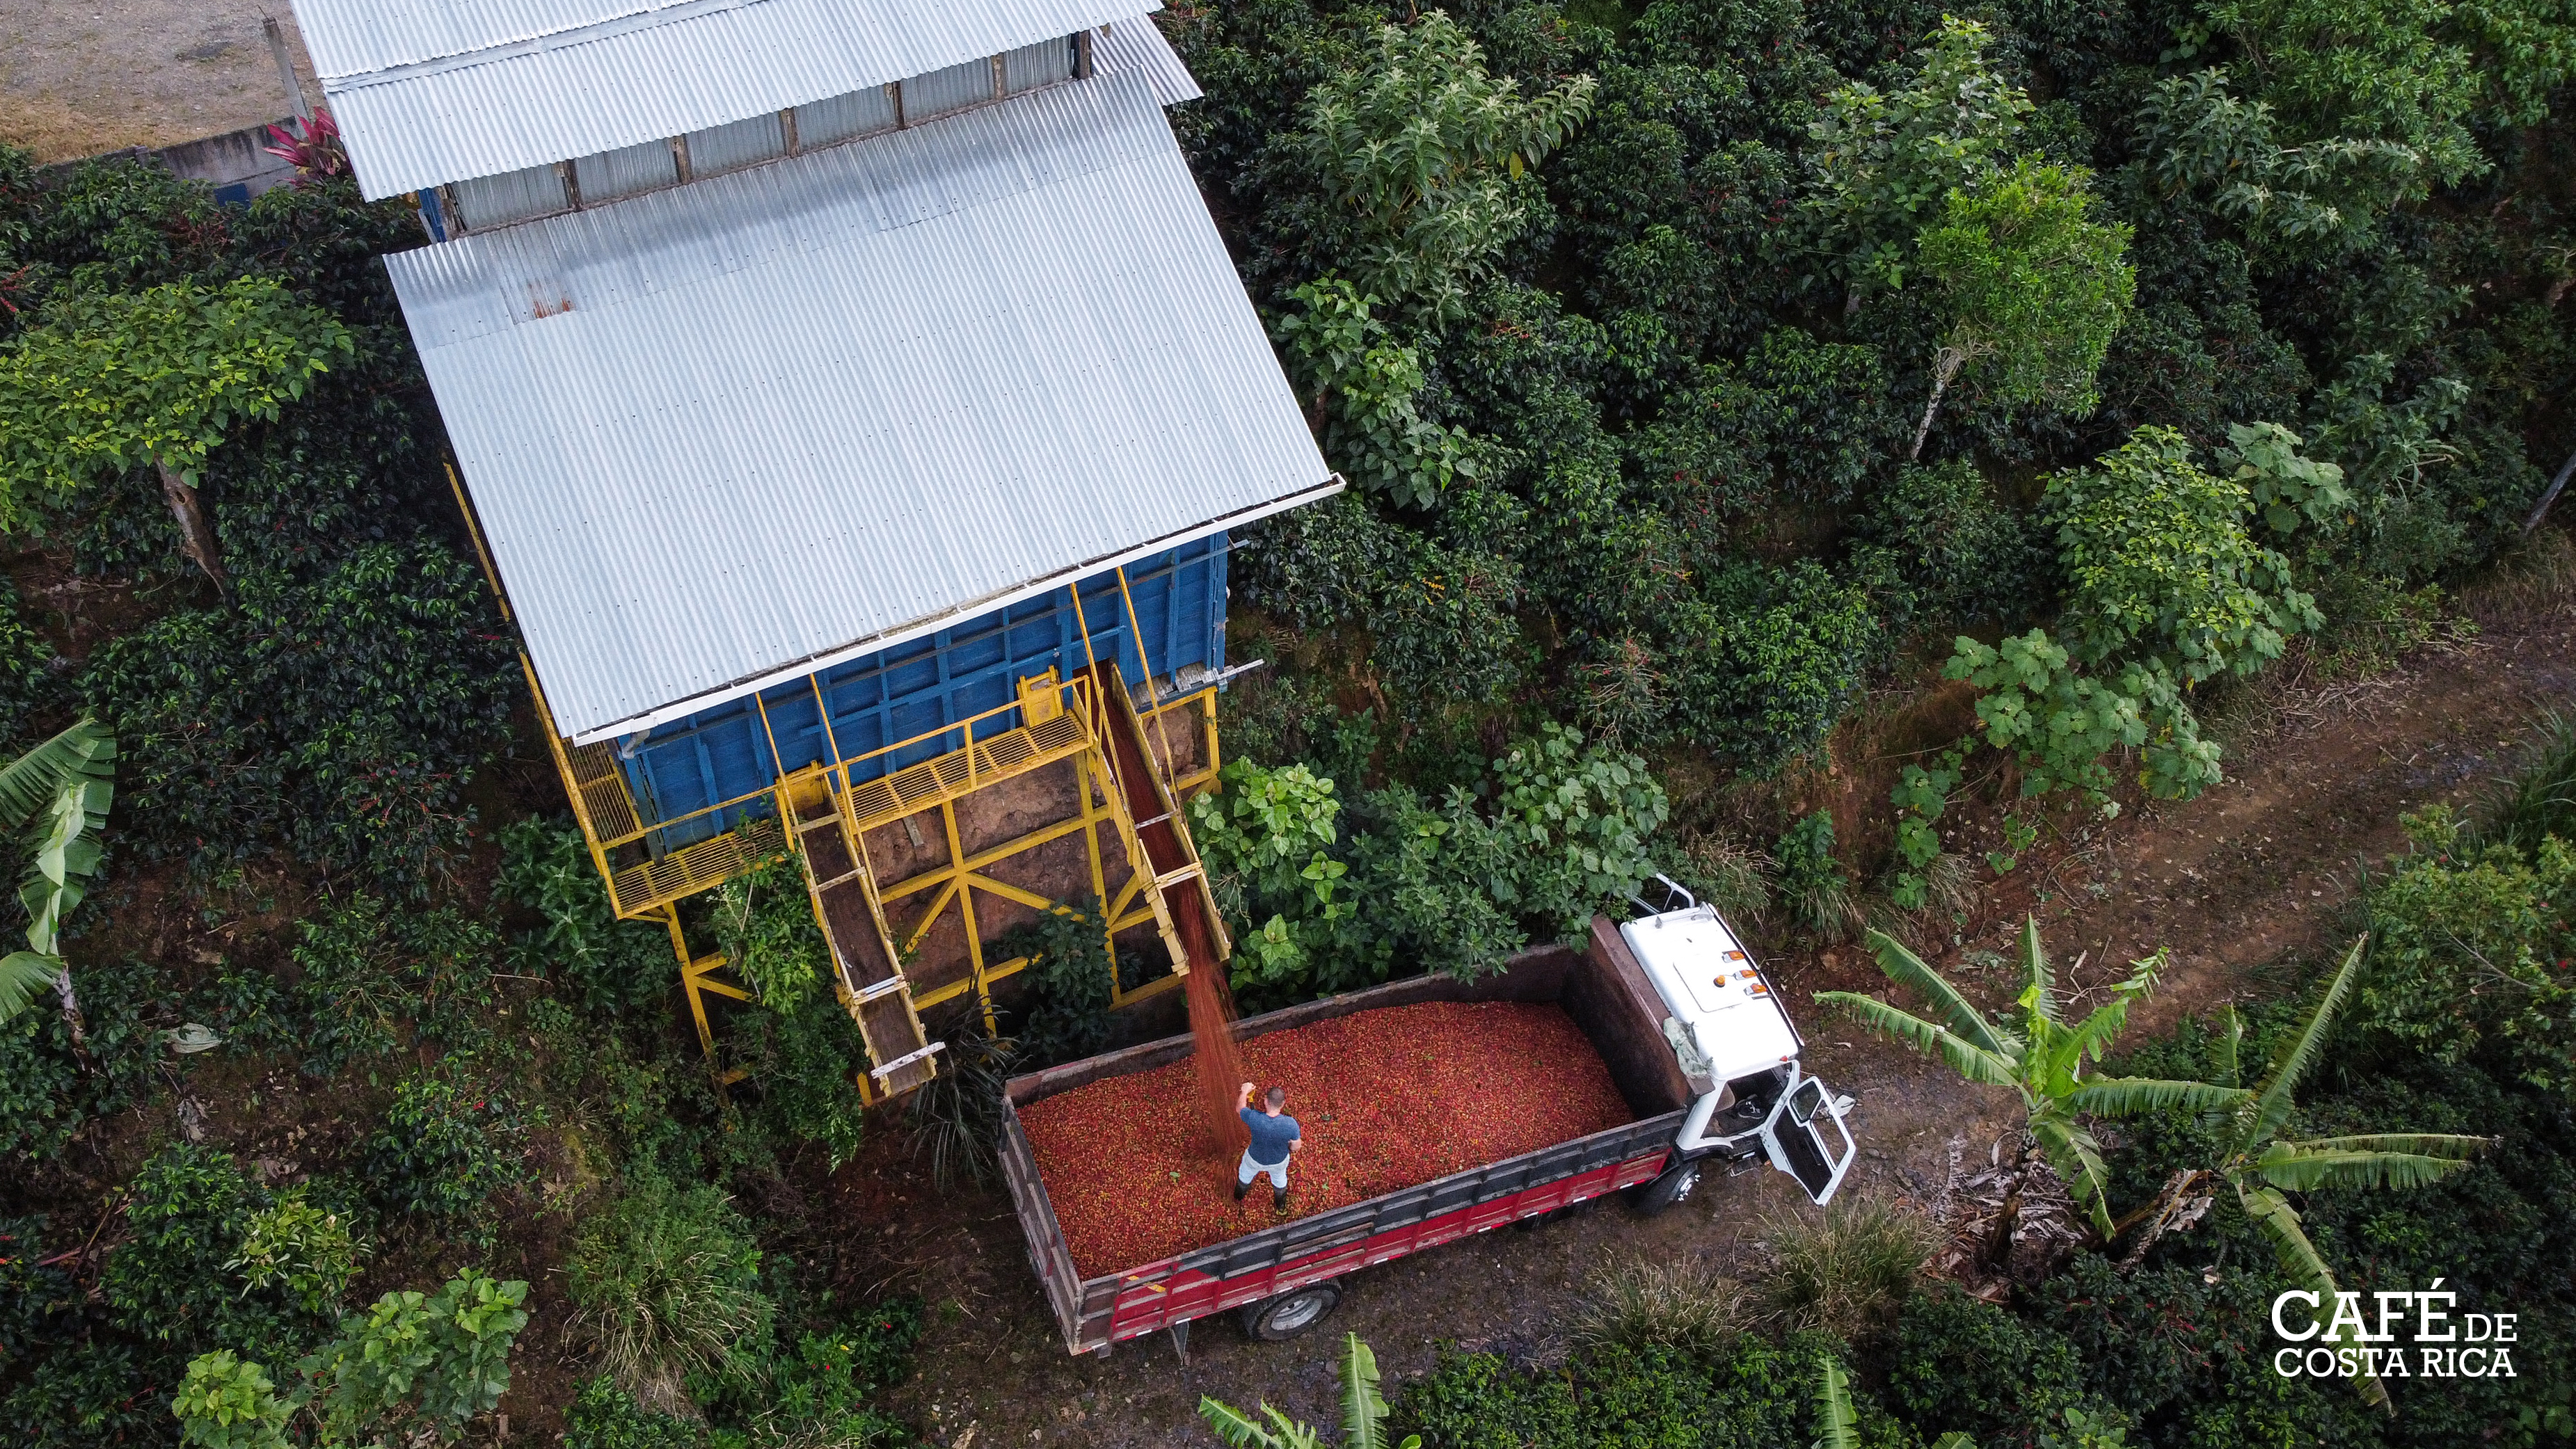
{"left": 263, "top": 108, "right": 349, "bottom": 181}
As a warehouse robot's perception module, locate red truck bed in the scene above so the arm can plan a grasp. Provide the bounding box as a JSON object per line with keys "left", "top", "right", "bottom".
{"left": 998, "top": 923, "right": 1697, "bottom": 1354}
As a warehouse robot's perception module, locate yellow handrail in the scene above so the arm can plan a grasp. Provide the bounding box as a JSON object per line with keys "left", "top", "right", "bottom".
{"left": 583, "top": 674, "right": 1096, "bottom": 851}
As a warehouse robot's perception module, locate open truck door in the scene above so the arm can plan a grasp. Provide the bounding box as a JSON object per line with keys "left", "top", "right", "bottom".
{"left": 1617, "top": 875, "right": 1860, "bottom": 1209}
{"left": 1758, "top": 1070, "right": 1857, "bottom": 1204}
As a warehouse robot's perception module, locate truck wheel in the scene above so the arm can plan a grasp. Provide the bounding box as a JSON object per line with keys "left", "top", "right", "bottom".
{"left": 1629, "top": 1160, "right": 1701, "bottom": 1217}
{"left": 1240, "top": 1283, "right": 1342, "bottom": 1341}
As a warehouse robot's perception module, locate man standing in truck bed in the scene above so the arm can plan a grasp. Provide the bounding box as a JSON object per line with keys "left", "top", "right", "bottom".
{"left": 1234, "top": 1080, "right": 1303, "bottom": 1210}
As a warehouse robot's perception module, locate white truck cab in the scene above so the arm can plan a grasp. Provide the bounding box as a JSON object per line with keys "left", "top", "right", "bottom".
{"left": 1620, "top": 876, "right": 1857, "bottom": 1209}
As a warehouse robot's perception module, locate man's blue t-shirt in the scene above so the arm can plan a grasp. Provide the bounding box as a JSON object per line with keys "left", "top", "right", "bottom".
{"left": 1241, "top": 1107, "right": 1301, "bottom": 1165}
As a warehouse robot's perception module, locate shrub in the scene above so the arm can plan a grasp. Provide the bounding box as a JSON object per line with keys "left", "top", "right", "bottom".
{"left": 753, "top": 1299, "right": 925, "bottom": 1446}
{"left": 568, "top": 1176, "right": 775, "bottom": 1411}
{"left": 227, "top": 1187, "right": 365, "bottom": 1318}
{"left": 498, "top": 817, "right": 675, "bottom": 1014}
{"left": 2042, "top": 425, "right": 2321, "bottom": 686}
{"left": 994, "top": 901, "right": 1117, "bottom": 1070}
{"left": 1850, "top": 460, "right": 2043, "bottom": 632}
{"left": 1571, "top": 1254, "right": 1749, "bottom": 1359}
{"left": 1484, "top": 723, "right": 1670, "bottom": 940}
{"left": 0, "top": 955, "right": 167, "bottom": 1160}
{"left": 2354, "top": 810, "right": 2576, "bottom": 1091}
{"left": 563, "top": 1376, "right": 705, "bottom": 1449}
{"left": 1664, "top": 561, "right": 1878, "bottom": 767}
{"left": 1756, "top": 1199, "right": 1935, "bottom": 1338}
{"left": 711, "top": 858, "right": 828, "bottom": 1016}
{"left": 289, "top": 894, "right": 500, "bottom": 1075}
{"left": 2474, "top": 709, "right": 2576, "bottom": 857}
{"left": 1394, "top": 1336, "right": 1849, "bottom": 1448}
{"left": 1771, "top": 811, "right": 1861, "bottom": 942}
{"left": 80, "top": 541, "right": 516, "bottom": 896}
{"left": 104, "top": 1144, "right": 278, "bottom": 1350}
{"left": 1890, "top": 1284, "right": 2104, "bottom": 1445}
{"left": 362, "top": 1069, "right": 530, "bottom": 1229}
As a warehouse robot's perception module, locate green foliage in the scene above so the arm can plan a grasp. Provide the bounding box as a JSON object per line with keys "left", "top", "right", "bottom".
{"left": 568, "top": 1176, "right": 774, "bottom": 1409}
{"left": 1758, "top": 1199, "right": 1937, "bottom": 1339}
{"left": 1237, "top": 492, "right": 1525, "bottom": 704}
{"left": 1198, "top": 726, "right": 1664, "bottom": 1004}
{"left": 173, "top": 1269, "right": 532, "bottom": 1448}
{"left": 0, "top": 577, "right": 64, "bottom": 741}
{"left": 361, "top": 1068, "right": 529, "bottom": 1228}
{"left": 2044, "top": 425, "right": 2321, "bottom": 685}
{"left": 743, "top": 1302, "right": 923, "bottom": 1448}
{"left": 708, "top": 856, "right": 869, "bottom": 1167}
{"left": 227, "top": 1189, "right": 365, "bottom": 1318}
{"left": 0, "top": 717, "right": 116, "bottom": 1022}
{"left": 1886, "top": 750, "right": 1964, "bottom": 911}
{"left": 1913, "top": 157, "right": 2136, "bottom": 442}
{"left": 2200, "top": 0, "right": 2504, "bottom": 186}
{"left": 2133, "top": 69, "right": 2431, "bottom": 253}
{"left": 0, "top": 955, "right": 168, "bottom": 1161}
{"left": 564, "top": 1377, "right": 706, "bottom": 1449}
{"left": 1572, "top": 1254, "right": 1749, "bottom": 1359}
{"left": 497, "top": 817, "right": 674, "bottom": 1014}
{"left": 2076, "top": 938, "right": 2488, "bottom": 1407}
{"left": 1394, "top": 1336, "right": 1865, "bottom": 1448}
{"left": 1850, "top": 461, "right": 2043, "bottom": 633}
{"left": 1297, "top": 14, "right": 1595, "bottom": 321}
{"left": 1820, "top": 920, "right": 2168, "bottom": 1235}
{"left": 1772, "top": 811, "right": 1859, "bottom": 940}
{"left": 1663, "top": 561, "right": 1879, "bottom": 767}
{"left": 1273, "top": 279, "right": 1484, "bottom": 509}
{"left": 1944, "top": 629, "right": 2222, "bottom": 806}
{"left": 711, "top": 857, "right": 826, "bottom": 1016}
{"left": 287, "top": 894, "right": 500, "bottom": 1075}
{"left": 991, "top": 900, "right": 1117, "bottom": 1070}
{"left": 174, "top": 1351, "right": 290, "bottom": 1449}
{"left": 0, "top": 277, "right": 353, "bottom": 515}
{"left": 105, "top": 1144, "right": 292, "bottom": 1352}
{"left": 1805, "top": 15, "right": 2033, "bottom": 298}
{"left": 2354, "top": 819, "right": 2576, "bottom": 1091}
{"left": 302, "top": 1269, "right": 530, "bottom": 1440}
{"left": 2216, "top": 421, "right": 2353, "bottom": 536}
{"left": 1480, "top": 722, "right": 1669, "bottom": 940}
{"left": 1200, "top": 1334, "right": 1419, "bottom": 1449}
{"left": 81, "top": 541, "right": 516, "bottom": 895}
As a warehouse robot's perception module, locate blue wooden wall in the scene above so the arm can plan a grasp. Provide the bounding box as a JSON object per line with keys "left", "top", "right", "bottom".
{"left": 618, "top": 536, "right": 1227, "bottom": 843}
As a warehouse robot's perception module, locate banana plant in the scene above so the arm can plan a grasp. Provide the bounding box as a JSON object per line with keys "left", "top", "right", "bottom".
{"left": 1817, "top": 917, "right": 2163, "bottom": 1236}
{"left": 2071, "top": 935, "right": 2488, "bottom": 1409}
{"left": 1813, "top": 1357, "right": 1973, "bottom": 1449}
{"left": 0, "top": 719, "right": 116, "bottom": 1028}
{"left": 1198, "top": 1333, "right": 1421, "bottom": 1449}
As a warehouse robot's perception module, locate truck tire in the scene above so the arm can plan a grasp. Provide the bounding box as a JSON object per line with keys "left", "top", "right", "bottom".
{"left": 1240, "top": 1283, "right": 1342, "bottom": 1341}
{"left": 1628, "top": 1160, "right": 1701, "bottom": 1217}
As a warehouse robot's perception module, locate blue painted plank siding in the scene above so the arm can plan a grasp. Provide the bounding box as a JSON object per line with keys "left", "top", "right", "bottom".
{"left": 619, "top": 537, "right": 1226, "bottom": 844}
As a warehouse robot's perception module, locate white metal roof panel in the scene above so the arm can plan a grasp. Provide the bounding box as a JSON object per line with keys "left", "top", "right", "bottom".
{"left": 292, "top": 0, "right": 1166, "bottom": 197}
{"left": 385, "top": 69, "right": 1332, "bottom": 742}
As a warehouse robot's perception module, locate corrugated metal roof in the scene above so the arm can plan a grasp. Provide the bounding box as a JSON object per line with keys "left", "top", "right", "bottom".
{"left": 292, "top": 0, "right": 1165, "bottom": 197}
{"left": 1097, "top": 15, "right": 1200, "bottom": 104}
{"left": 385, "top": 67, "right": 1332, "bottom": 744}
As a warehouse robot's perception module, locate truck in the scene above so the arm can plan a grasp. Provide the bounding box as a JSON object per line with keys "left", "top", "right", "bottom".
{"left": 996, "top": 879, "right": 1858, "bottom": 1356}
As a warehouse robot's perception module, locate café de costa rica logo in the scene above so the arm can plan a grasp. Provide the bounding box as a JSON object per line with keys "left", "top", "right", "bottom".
{"left": 2271, "top": 1281, "right": 2520, "bottom": 1380}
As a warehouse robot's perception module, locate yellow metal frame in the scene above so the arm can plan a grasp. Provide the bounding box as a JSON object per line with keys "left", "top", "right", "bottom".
{"left": 523, "top": 653, "right": 1226, "bottom": 1080}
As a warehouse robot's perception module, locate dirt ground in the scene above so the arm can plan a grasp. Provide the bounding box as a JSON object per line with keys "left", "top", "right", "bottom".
{"left": 0, "top": 0, "right": 318, "bottom": 161}
{"left": 806, "top": 577, "right": 2576, "bottom": 1449}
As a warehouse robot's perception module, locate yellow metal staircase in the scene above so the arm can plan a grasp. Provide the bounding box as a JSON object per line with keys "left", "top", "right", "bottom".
{"left": 779, "top": 767, "right": 943, "bottom": 1096}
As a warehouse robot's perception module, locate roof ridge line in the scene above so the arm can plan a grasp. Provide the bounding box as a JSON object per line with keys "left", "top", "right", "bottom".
{"left": 326, "top": 0, "right": 770, "bottom": 87}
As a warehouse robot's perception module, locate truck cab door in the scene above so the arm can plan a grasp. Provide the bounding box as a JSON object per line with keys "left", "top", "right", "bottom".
{"left": 1759, "top": 1073, "right": 1857, "bottom": 1205}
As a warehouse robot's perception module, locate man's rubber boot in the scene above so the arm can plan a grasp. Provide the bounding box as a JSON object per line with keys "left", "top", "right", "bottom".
{"left": 1233, "top": 1178, "right": 1250, "bottom": 1203}
{"left": 1272, "top": 1185, "right": 1288, "bottom": 1211}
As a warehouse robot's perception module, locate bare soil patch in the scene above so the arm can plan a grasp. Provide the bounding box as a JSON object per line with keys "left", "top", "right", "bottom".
{"left": 1, "top": 0, "right": 317, "bottom": 161}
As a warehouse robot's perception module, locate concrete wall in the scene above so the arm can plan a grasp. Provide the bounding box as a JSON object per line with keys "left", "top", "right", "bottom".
{"left": 42, "top": 115, "right": 301, "bottom": 203}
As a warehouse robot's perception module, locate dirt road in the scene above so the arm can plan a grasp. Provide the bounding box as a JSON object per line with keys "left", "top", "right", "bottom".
{"left": 813, "top": 573, "right": 2575, "bottom": 1448}
{"left": 1, "top": 0, "right": 316, "bottom": 161}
